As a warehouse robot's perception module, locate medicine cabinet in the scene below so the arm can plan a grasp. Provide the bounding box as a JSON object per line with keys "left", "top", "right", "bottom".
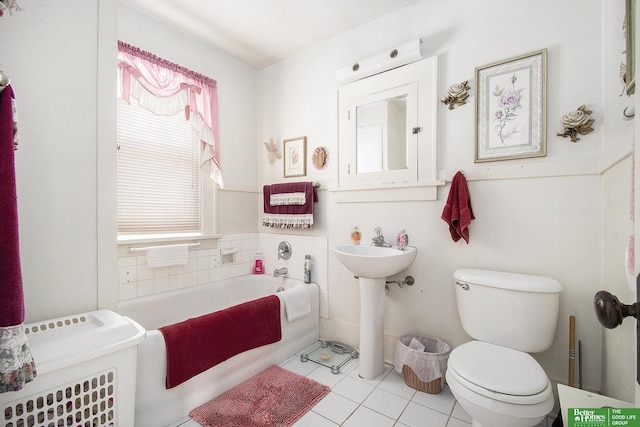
{"left": 336, "top": 56, "right": 442, "bottom": 202}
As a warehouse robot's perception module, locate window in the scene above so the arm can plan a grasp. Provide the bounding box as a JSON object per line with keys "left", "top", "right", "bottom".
{"left": 117, "top": 98, "right": 202, "bottom": 235}
{"left": 116, "top": 41, "right": 222, "bottom": 239}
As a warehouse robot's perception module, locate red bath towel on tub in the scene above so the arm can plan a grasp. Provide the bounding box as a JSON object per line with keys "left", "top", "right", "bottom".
{"left": 159, "top": 295, "right": 282, "bottom": 388}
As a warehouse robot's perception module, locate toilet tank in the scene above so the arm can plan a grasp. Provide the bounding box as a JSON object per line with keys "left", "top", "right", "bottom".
{"left": 453, "top": 268, "right": 562, "bottom": 353}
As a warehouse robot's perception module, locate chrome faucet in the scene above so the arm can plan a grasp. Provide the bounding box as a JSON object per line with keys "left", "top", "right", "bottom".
{"left": 273, "top": 267, "right": 288, "bottom": 277}
{"left": 371, "top": 227, "right": 392, "bottom": 247}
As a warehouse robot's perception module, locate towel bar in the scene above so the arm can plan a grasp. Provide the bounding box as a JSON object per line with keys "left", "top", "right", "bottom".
{"left": 128, "top": 242, "right": 200, "bottom": 252}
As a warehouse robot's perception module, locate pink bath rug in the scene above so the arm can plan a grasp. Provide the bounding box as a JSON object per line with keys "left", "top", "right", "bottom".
{"left": 189, "top": 365, "right": 329, "bottom": 427}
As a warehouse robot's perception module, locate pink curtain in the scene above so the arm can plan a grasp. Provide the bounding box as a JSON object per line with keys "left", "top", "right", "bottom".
{"left": 117, "top": 41, "right": 223, "bottom": 188}
{"left": 0, "top": 84, "right": 36, "bottom": 393}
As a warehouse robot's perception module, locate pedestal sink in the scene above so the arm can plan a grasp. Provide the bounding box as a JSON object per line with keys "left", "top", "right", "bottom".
{"left": 332, "top": 244, "right": 417, "bottom": 379}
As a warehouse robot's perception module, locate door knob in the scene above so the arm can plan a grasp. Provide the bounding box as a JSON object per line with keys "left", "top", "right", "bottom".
{"left": 593, "top": 290, "right": 639, "bottom": 329}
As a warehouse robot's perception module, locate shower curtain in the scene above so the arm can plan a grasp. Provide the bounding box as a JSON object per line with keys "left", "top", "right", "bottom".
{"left": 0, "top": 84, "right": 36, "bottom": 393}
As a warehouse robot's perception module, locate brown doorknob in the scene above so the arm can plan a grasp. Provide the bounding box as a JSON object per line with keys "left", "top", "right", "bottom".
{"left": 594, "top": 290, "right": 639, "bottom": 329}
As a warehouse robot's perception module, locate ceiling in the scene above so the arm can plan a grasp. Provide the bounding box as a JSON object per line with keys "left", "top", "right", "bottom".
{"left": 120, "top": 0, "right": 422, "bottom": 70}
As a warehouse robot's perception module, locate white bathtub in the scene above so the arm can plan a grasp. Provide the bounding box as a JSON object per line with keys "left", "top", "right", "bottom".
{"left": 117, "top": 275, "right": 320, "bottom": 426}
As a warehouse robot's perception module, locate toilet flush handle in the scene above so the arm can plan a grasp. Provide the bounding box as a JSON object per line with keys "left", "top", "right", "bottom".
{"left": 593, "top": 290, "right": 639, "bottom": 329}
{"left": 455, "top": 281, "right": 469, "bottom": 290}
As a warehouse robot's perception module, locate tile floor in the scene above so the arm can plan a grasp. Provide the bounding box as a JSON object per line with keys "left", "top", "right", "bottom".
{"left": 170, "top": 348, "right": 558, "bottom": 427}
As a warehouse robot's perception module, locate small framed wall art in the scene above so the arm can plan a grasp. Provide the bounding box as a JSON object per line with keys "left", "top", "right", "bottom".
{"left": 475, "top": 49, "right": 547, "bottom": 162}
{"left": 283, "top": 136, "right": 307, "bottom": 178}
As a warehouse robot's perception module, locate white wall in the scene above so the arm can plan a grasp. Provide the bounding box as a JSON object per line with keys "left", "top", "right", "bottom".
{"left": 0, "top": 0, "right": 112, "bottom": 321}
{"left": 601, "top": 0, "right": 636, "bottom": 403}
{"left": 257, "top": 0, "right": 607, "bottom": 392}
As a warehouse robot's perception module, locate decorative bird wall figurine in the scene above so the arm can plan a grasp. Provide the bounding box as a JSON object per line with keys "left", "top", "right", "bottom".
{"left": 264, "top": 138, "right": 281, "bottom": 164}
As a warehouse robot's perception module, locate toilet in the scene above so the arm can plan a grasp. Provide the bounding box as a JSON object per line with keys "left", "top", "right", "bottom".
{"left": 446, "top": 268, "right": 562, "bottom": 427}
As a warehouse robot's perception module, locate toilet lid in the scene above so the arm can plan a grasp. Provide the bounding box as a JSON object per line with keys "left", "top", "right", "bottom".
{"left": 448, "top": 341, "right": 549, "bottom": 397}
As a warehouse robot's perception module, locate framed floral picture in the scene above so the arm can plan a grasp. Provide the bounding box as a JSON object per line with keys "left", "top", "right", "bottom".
{"left": 475, "top": 49, "right": 547, "bottom": 162}
{"left": 283, "top": 136, "right": 307, "bottom": 178}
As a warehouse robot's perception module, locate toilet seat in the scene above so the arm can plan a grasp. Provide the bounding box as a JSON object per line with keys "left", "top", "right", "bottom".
{"left": 447, "top": 341, "right": 552, "bottom": 405}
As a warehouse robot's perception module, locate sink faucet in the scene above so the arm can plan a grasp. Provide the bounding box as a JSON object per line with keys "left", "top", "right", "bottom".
{"left": 371, "top": 227, "right": 392, "bottom": 247}
{"left": 273, "top": 267, "right": 288, "bottom": 277}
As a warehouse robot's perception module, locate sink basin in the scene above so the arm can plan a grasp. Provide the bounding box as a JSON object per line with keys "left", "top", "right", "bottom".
{"left": 332, "top": 244, "right": 418, "bottom": 379}
{"left": 332, "top": 245, "right": 417, "bottom": 278}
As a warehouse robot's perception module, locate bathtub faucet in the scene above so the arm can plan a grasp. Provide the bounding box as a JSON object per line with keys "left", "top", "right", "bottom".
{"left": 273, "top": 267, "right": 288, "bottom": 277}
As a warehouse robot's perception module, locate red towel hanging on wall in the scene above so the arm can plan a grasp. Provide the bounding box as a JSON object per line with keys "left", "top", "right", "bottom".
{"left": 0, "top": 85, "right": 23, "bottom": 327}
{"left": 441, "top": 171, "right": 475, "bottom": 244}
{"left": 0, "top": 84, "right": 37, "bottom": 393}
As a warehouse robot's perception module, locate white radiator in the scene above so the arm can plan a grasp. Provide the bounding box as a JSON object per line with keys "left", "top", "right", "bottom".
{"left": 0, "top": 310, "right": 145, "bottom": 427}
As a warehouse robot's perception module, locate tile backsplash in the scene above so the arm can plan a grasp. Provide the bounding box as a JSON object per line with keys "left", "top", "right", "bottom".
{"left": 118, "top": 234, "right": 257, "bottom": 300}
{"left": 117, "top": 233, "right": 328, "bottom": 317}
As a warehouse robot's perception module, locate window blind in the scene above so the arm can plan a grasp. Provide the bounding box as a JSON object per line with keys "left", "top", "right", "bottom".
{"left": 117, "top": 98, "right": 201, "bottom": 234}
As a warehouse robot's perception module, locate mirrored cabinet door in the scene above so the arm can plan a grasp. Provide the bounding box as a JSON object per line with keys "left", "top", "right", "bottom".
{"left": 343, "top": 83, "right": 417, "bottom": 186}
{"left": 337, "top": 56, "right": 440, "bottom": 200}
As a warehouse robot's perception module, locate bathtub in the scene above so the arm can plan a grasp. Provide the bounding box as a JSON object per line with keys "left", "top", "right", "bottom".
{"left": 117, "top": 275, "right": 320, "bottom": 426}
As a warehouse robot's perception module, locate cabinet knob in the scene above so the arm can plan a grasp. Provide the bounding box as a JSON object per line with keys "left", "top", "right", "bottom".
{"left": 593, "top": 290, "right": 639, "bottom": 329}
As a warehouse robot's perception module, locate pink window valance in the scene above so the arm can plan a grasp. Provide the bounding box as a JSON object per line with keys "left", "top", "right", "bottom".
{"left": 117, "top": 41, "right": 223, "bottom": 188}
